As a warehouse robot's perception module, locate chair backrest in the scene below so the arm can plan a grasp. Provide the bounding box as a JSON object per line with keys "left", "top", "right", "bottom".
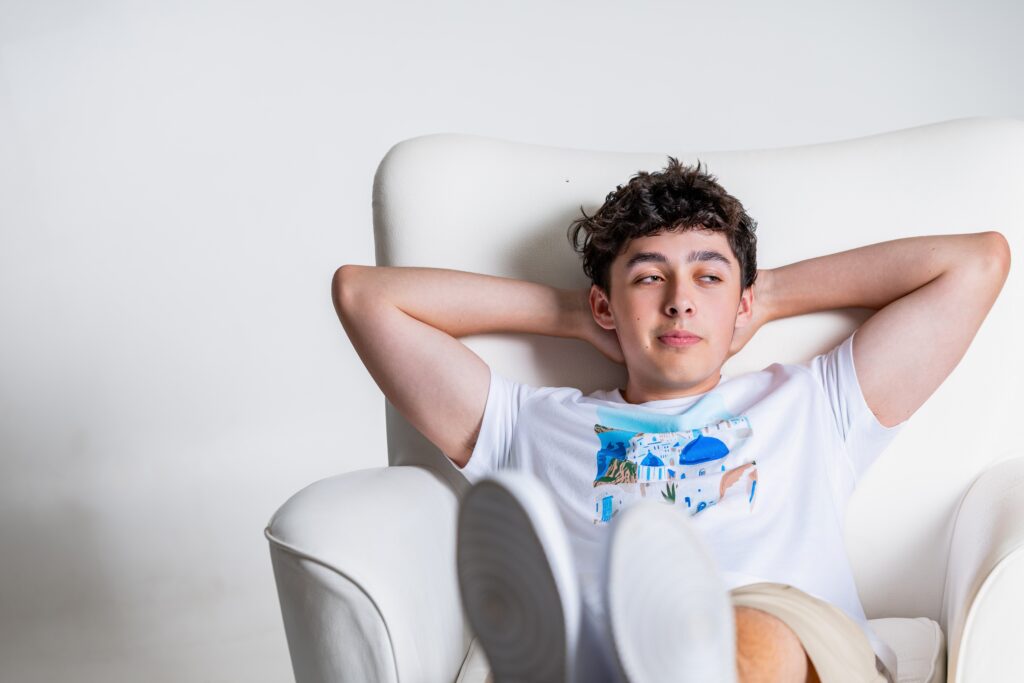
{"left": 372, "top": 118, "right": 1024, "bottom": 622}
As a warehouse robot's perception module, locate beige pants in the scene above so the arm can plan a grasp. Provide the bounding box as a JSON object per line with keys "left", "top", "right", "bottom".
{"left": 730, "top": 583, "right": 892, "bottom": 683}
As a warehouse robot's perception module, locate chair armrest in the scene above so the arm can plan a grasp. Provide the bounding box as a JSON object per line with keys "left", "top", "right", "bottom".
{"left": 941, "top": 456, "right": 1024, "bottom": 683}
{"left": 266, "top": 466, "right": 472, "bottom": 683}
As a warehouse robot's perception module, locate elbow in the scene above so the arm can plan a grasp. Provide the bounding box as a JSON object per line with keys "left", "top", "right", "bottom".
{"left": 961, "top": 231, "right": 1012, "bottom": 300}
{"left": 332, "top": 264, "right": 367, "bottom": 318}
{"left": 979, "top": 230, "right": 1012, "bottom": 279}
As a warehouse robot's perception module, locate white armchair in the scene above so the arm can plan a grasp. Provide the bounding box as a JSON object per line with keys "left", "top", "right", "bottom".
{"left": 266, "top": 118, "right": 1024, "bottom": 683}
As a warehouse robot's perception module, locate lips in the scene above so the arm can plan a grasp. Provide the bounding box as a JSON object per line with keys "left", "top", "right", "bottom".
{"left": 658, "top": 330, "right": 702, "bottom": 347}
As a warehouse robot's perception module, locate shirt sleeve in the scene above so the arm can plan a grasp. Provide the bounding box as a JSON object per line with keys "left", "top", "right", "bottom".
{"left": 455, "top": 365, "right": 540, "bottom": 483}
{"left": 801, "top": 329, "right": 906, "bottom": 483}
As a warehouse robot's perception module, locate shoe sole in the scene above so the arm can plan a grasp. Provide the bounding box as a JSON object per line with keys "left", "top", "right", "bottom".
{"left": 457, "top": 472, "right": 580, "bottom": 683}
{"left": 604, "top": 501, "right": 737, "bottom": 683}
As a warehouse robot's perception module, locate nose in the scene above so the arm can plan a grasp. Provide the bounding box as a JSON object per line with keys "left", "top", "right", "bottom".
{"left": 665, "top": 283, "right": 695, "bottom": 317}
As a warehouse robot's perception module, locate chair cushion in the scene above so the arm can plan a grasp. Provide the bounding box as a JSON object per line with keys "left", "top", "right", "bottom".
{"left": 869, "top": 618, "right": 946, "bottom": 683}
{"left": 454, "top": 618, "right": 945, "bottom": 683}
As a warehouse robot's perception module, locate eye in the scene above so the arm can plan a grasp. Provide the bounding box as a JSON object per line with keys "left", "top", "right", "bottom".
{"left": 699, "top": 275, "right": 722, "bottom": 283}
{"left": 636, "top": 274, "right": 663, "bottom": 284}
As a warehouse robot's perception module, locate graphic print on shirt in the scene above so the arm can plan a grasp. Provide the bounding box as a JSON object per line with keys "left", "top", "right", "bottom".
{"left": 591, "top": 392, "right": 757, "bottom": 524}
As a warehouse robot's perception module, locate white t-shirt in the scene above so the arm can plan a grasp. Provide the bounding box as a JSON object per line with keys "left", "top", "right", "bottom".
{"left": 457, "top": 330, "right": 904, "bottom": 677}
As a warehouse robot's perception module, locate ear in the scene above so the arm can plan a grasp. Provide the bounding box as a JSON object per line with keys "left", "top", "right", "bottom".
{"left": 589, "top": 284, "right": 616, "bottom": 331}
{"left": 734, "top": 285, "right": 754, "bottom": 329}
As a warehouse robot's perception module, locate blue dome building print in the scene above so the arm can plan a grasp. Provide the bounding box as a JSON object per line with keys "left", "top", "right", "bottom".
{"left": 680, "top": 434, "right": 730, "bottom": 464}
{"left": 638, "top": 452, "right": 666, "bottom": 482}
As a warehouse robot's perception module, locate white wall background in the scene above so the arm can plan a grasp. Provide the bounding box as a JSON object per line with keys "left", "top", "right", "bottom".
{"left": 1, "top": 0, "right": 1021, "bottom": 680}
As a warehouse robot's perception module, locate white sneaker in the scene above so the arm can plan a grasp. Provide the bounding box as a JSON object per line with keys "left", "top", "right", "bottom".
{"left": 457, "top": 471, "right": 582, "bottom": 683}
{"left": 603, "top": 500, "right": 738, "bottom": 683}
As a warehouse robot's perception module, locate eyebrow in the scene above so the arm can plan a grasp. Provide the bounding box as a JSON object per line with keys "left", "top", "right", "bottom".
{"left": 624, "top": 249, "right": 733, "bottom": 270}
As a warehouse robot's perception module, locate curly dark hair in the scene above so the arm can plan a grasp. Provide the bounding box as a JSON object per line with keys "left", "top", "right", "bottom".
{"left": 567, "top": 157, "right": 758, "bottom": 295}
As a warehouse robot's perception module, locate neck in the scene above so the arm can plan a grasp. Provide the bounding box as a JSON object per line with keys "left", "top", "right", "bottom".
{"left": 620, "top": 372, "right": 722, "bottom": 404}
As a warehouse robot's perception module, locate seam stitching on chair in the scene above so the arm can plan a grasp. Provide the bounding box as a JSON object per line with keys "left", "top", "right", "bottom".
{"left": 265, "top": 527, "right": 402, "bottom": 683}
{"left": 951, "top": 545, "right": 1024, "bottom": 683}
{"left": 938, "top": 459, "right": 1012, "bottom": 628}
{"left": 454, "top": 638, "right": 478, "bottom": 683}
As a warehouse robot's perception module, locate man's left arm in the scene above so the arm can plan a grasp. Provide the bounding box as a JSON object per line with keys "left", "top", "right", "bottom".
{"left": 756, "top": 232, "right": 1011, "bottom": 428}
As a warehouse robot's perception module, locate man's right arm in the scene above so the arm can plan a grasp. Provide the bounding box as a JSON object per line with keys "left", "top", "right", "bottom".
{"left": 332, "top": 265, "right": 606, "bottom": 468}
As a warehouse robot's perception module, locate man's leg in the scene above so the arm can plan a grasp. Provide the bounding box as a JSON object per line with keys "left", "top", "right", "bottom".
{"left": 734, "top": 606, "right": 820, "bottom": 683}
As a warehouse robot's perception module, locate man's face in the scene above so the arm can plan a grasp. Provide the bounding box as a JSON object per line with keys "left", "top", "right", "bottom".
{"left": 589, "top": 228, "right": 753, "bottom": 403}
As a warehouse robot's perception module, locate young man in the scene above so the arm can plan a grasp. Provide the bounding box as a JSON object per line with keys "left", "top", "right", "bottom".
{"left": 333, "top": 159, "right": 1010, "bottom": 683}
